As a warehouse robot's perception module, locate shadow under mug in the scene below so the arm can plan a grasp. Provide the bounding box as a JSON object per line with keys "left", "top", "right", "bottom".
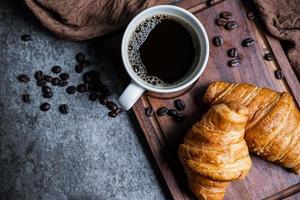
{"left": 119, "top": 5, "right": 209, "bottom": 110}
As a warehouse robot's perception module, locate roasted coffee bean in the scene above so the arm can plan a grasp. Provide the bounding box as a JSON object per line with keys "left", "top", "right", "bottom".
{"left": 22, "top": 94, "right": 30, "bottom": 103}
{"left": 206, "top": 0, "right": 214, "bottom": 6}
{"left": 37, "top": 80, "right": 46, "bottom": 87}
{"left": 145, "top": 107, "right": 153, "bottom": 117}
{"left": 40, "top": 102, "right": 50, "bottom": 111}
{"left": 59, "top": 73, "right": 69, "bottom": 80}
{"left": 247, "top": 11, "right": 256, "bottom": 20}
{"left": 108, "top": 111, "right": 117, "bottom": 118}
{"left": 89, "top": 93, "right": 98, "bottom": 101}
{"left": 167, "top": 109, "right": 178, "bottom": 117}
{"left": 18, "top": 74, "right": 30, "bottom": 82}
{"left": 242, "top": 38, "right": 255, "bottom": 47}
{"left": 220, "top": 11, "right": 232, "bottom": 20}
{"left": 106, "top": 101, "right": 118, "bottom": 111}
{"left": 66, "top": 86, "right": 77, "bottom": 94}
{"left": 173, "top": 113, "right": 185, "bottom": 123}
{"left": 174, "top": 99, "right": 185, "bottom": 111}
{"left": 34, "top": 71, "right": 44, "bottom": 81}
{"left": 51, "top": 66, "right": 61, "bottom": 74}
{"left": 84, "top": 83, "right": 92, "bottom": 92}
{"left": 215, "top": 18, "right": 228, "bottom": 26}
{"left": 44, "top": 75, "right": 53, "bottom": 82}
{"left": 99, "top": 95, "right": 108, "bottom": 105}
{"left": 59, "top": 80, "right": 68, "bottom": 87}
{"left": 42, "top": 86, "right": 52, "bottom": 93}
{"left": 228, "top": 59, "right": 240, "bottom": 67}
{"left": 275, "top": 69, "right": 284, "bottom": 79}
{"left": 157, "top": 107, "right": 168, "bottom": 116}
{"left": 75, "top": 64, "right": 84, "bottom": 73}
{"left": 77, "top": 84, "right": 85, "bottom": 93}
{"left": 51, "top": 78, "right": 60, "bottom": 86}
{"left": 225, "top": 21, "right": 238, "bottom": 30}
{"left": 264, "top": 53, "right": 274, "bottom": 61}
{"left": 83, "top": 72, "right": 93, "bottom": 83}
{"left": 228, "top": 48, "right": 238, "bottom": 58}
{"left": 115, "top": 108, "right": 123, "bottom": 115}
{"left": 213, "top": 36, "right": 223, "bottom": 47}
{"left": 21, "top": 34, "right": 31, "bottom": 41}
{"left": 43, "top": 91, "right": 53, "bottom": 98}
{"left": 75, "top": 53, "right": 85, "bottom": 63}
{"left": 59, "top": 104, "right": 69, "bottom": 114}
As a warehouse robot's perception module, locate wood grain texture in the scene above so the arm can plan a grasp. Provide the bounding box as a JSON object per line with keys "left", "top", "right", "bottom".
{"left": 131, "top": 0, "right": 300, "bottom": 199}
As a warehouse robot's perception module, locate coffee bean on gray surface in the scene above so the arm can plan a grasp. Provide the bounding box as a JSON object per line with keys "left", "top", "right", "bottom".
{"left": 40, "top": 102, "right": 50, "bottom": 111}
{"left": 59, "top": 80, "right": 68, "bottom": 87}
{"left": 75, "top": 53, "right": 85, "bottom": 63}
{"left": 275, "top": 69, "right": 284, "bottom": 79}
{"left": 89, "top": 93, "right": 98, "bottom": 101}
{"left": 215, "top": 18, "right": 228, "bottom": 26}
{"left": 42, "top": 86, "right": 52, "bottom": 93}
{"left": 167, "top": 109, "right": 177, "bottom": 117}
{"left": 59, "top": 73, "right": 69, "bottom": 80}
{"left": 51, "top": 65, "right": 61, "bottom": 74}
{"left": 228, "top": 48, "right": 238, "bottom": 58}
{"left": 99, "top": 95, "right": 108, "bottom": 105}
{"left": 145, "top": 107, "right": 153, "bottom": 117}
{"left": 51, "top": 77, "right": 60, "bottom": 86}
{"left": 75, "top": 64, "right": 84, "bottom": 73}
{"left": 242, "top": 38, "right": 255, "bottom": 47}
{"left": 83, "top": 72, "right": 93, "bottom": 83}
{"left": 207, "top": 0, "right": 214, "bottom": 6}
{"left": 173, "top": 112, "right": 185, "bottom": 122}
{"left": 44, "top": 75, "right": 53, "bottom": 82}
{"left": 108, "top": 111, "right": 117, "bottom": 118}
{"left": 18, "top": 74, "right": 30, "bottom": 82}
{"left": 66, "top": 86, "right": 77, "bottom": 94}
{"left": 157, "top": 107, "right": 168, "bottom": 116}
{"left": 106, "top": 101, "right": 118, "bottom": 111}
{"left": 34, "top": 71, "right": 44, "bottom": 81}
{"left": 225, "top": 21, "right": 238, "bottom": 30}
{"left": 264, "top": 53, "right": 274, "bottom": 61}
{"left": 59, "top": 104, "right": 69, "bottom": 114}
{"left": 213, "top": 36, "right": 224, "bottom": 46}
{"left": 37, "top": 80, "right": 46, "bottom": 87}
{"left": 77, "top": 84, "right": 85, "bottom": 93}
{"left": 42, "top": 91, "right": 53, "bottom": 98}
{"left": 220, "top": 11, "right": 232, "bottom": 20}
{"left": 247, "top": 11, "right": 256, "bottom": 20}
{"left": 174, "top": 99, "right": 185, "bottom": 111}
{"left": 22, "top": 94, "right": 30, "bottom": 103}
{"left": 21, "top": 34, "right": 31, "bottom": 41}
{"left": 228, "top": 59, "right": 240, "bottom": 67}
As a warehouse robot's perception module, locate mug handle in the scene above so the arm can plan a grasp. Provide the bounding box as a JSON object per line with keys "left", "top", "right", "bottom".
{"left": 119, "top": 81, "right": 145, "bottom": 110}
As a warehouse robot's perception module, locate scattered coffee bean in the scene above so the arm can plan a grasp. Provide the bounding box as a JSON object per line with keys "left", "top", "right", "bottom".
{"left": 37, "top": 80, "right": 46, "bottom": 87}
{"left": 108, "top": 111, "right": 117, "bottom": 118}
{"left": 66, "top": 86, "right": 77, "bottom": 94}
{"left": 42, "top": 86, "right": 52, "bottom": 93}
{"left": 174, "top": 99, "right": 185, "bottom": 111}
{"left": 77, "top": 84, "right": 85, "bottom": 93}
{"left": 75, "top": 64, "right": 84, "bottom": 73}
{"left": 157, "top": 107, "right": 168, "bottom": 116}
{"left": 21, "top": 34, "right": 31, "bottom": 41}
{"left": 106, "top": 101, "right": 118, "bottom": 111}
{"left": 40, "top": 102, "right": 50, "bottom": 111}
{"left": 213, "top": 36, "right": 223, "bottom": 47}
{"left": 206, "top": 0, "right": 214, "bottom": 6}
{"left": 167, "top": 109, "right": 178, "bottom": 117}
{"left": 52, "top": 78, "right": 60, "bottom": 86}
{"left": 115, "top": 108, "right": 123, "bottom": 115}
{"left": 59, "top": 73, "right": 69, "bottom": 80}
{"left": 247, "top": 11, "right": 256, "bottom": 20}
{"left": 145, "top": 107, "right": 154, "bottom": 117}
{"left": 275, "top": 69, "right": 284, "bottom": 79}
{"left": 51, "top": 66, "right": 61, "bottom": 74}
{"left": 228, "top": 48, "right": 238, "bottom": 58}
{"left": 89, "top": 93, "right": 98, "bottom": 101}
{"left": 225, "top": 21, "right": 238, "bottom": 30}
{"left": 59, "top": 80, "right": 68, "bottom": 87}
{"left": 99, "top": 95, "right": 108, "bottom": 105}
{"left": 173, "top": 113, "right": 185, "bottom": 122}
{"left": 220, "top": 11, "right": 232, "bottom": 20}
{"left": 59, "top": 104, "right": 69, "bottom": 114}
{"left": 215, "top": 18, "right": 228, "bottom": 26}
{"left": 264, "top": 53, "right": 274, "bottom": 61}
{"left": 242, "top": 38, "right": 255, "bottom": 47}
{"left": 18, "top": 74, "right": 30, "bottom": 82}
{"left": 43, "top": 91, "right": 53, "bottom": 98}
{"left": 34, "top": 71, "right": 44, "bottom": 81}
{"left": 83, "top": 83, "right": 92, "bottom": 92}
{"left": 44, "top": 75, "right": 53, "bottom": 82}
{"left": 22, "top": 94, "right": 30, "bottom": 103}
{"left": 228, "top": 59, "right": 241, "bottom": 67}
{"left": 83, "top": 72, "right": 93, "bottom": 83}
{"left": 75, "top": 53, "right": 85, "bottom": 63}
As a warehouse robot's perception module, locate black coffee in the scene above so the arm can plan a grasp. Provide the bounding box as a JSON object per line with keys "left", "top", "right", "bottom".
{"left": 128, "top": 14, "right": 199, "bottom": 87}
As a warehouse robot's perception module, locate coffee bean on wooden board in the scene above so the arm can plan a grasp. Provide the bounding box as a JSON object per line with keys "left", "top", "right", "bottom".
{"left": 247, "top": 11, "right": 256, "bottom": 20}
{"left": 215, "top": 18, "right": 228, "bottom": 26}
{"left": 51, "top": 65, "right": 61, "bottom": 74}
{"left": 106, "top": 101, "right": 118, "bottom": 111}
{"left": 242, "top": 38, "right": 255, "bottom": 47}
{"left": 228, "top": 59, "right": 241, "bottom": 67}
{"left": 66, "top": 86, "right": 77, "bottom": 94}
{"left": 59, "top": 104, "right": 69, "bottom": 114}
{"left": 22, "top": 94, "right": 30, "bottom": 103}
{"left": 89, "top": 93, "right": 98, "bottom": 101}
{"left": 42, "top": 91, "right": 53, "bottom": 98}
{"left": 99, "top": 95, "right": 108, "bottom": 105}
{"left": 206, "top": 0, "right": 214, "bottom": 7}
{"left": 228, "top": 48, "right": 238, "bottom": 58}
{"left": 59, "top": 73, "right": 69, "bottom": 80}
{"left": 174, "top": 99, "right": 185, "bottom": 111}
{"left": 59, "top": 80, "right": 68, "bottom": 87}
{"left": 40, "top": 102, "right": 50, "bottom": 111}
{"left": 225, "top": 21, "right": 238, "bottom": 30}
{"left": 108, "top": 111, "right": 117, "bottom": 118}
{"left": 34, "top": 71, "right": 44, "bottom": 81}
{"left": 75, "top": 53, "right": 85, "bottom": 63}
{"left": 220, "top": 11, "right": 232, "bottom": 20}
{"left": 75, "top": 64, "right": 84, "bottom": 73}
{"left": 213, "top": 36, "right": 224, "bottom": 47}
{"left": 37, "top": 80, "right": 46, "bottom": 87}
{"left": 42, "top": 86, "right": 52, "bottom": 93}
{"left": 157, "top": 107, "right": 168, "bottom": 116}
{"left": 264, "top": 53, "right": 274, "bottom": 61}
{"left": 167, "top": 109, "right": 178, "bottom": 117}
{"left": 21, "top": 34, "right": 31, "bottom": 41}
{"left": 173, "top": 113, "right": 185, "bottom": 123}
{"left": 44, "top": 75, "right": 53, "bottom": 82}
{"left": 275, "top": 69, "right": 284, "bottom": 79}
{"left": 18, "top": 74, "right": 30, "bottom": 82}
{"left": 52, "top": 78, "right": 60, "bottom": 86}
{"left": 145, "top": 107, "right": 153, "bottom": 117}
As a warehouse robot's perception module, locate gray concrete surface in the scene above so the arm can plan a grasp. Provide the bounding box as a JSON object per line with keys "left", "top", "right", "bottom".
{"left": 0, "top": 1, "right": 167, "bottom": 200}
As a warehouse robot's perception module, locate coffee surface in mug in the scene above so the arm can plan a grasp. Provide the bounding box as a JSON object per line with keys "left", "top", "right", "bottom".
{"left": 128, "top": 14, "right": 199, "bottom": 87}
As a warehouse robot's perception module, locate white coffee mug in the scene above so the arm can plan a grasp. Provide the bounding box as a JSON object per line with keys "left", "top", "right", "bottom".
{"left": 119, "top": 5, "right": 209, "bottom": 110}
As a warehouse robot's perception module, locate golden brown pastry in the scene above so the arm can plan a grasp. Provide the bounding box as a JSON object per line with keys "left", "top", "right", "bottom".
{"left": 179, "top": 103, "right": 252, "bottom": 200}
{"left": 203, "top": 81, "right": 300, "bottom": 174}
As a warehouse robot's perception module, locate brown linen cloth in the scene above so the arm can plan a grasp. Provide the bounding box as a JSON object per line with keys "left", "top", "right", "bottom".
{"left": 25, "top": 0, "right": 172, "bottom": 41}
{"left": 253, "top": 0, "right": 300, "bottom": 77}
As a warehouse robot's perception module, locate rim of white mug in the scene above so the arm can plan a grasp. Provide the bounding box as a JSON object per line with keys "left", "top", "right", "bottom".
{"left": 121, "top": 5, "right": 209, "bottom": 93}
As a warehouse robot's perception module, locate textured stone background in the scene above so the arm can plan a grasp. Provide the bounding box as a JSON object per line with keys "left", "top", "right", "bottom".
{"left": 0, "top": 1, "right": 167, "bottom": 200}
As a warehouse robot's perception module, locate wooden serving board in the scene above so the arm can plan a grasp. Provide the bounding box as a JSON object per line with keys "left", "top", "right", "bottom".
{"left": 130, "top": 0, "right": 300, "bottom": 199}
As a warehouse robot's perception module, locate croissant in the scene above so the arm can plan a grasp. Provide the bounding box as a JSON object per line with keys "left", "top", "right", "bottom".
{"left": 203, "top": 81, "right": 300, "bottom": 174}
{"left": 179, "top": 103, "right": 252, "bottom": 200}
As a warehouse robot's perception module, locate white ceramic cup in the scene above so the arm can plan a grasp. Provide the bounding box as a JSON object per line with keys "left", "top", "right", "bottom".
{"left": 119, "top": 5, "right": 209, "bottom": 110}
